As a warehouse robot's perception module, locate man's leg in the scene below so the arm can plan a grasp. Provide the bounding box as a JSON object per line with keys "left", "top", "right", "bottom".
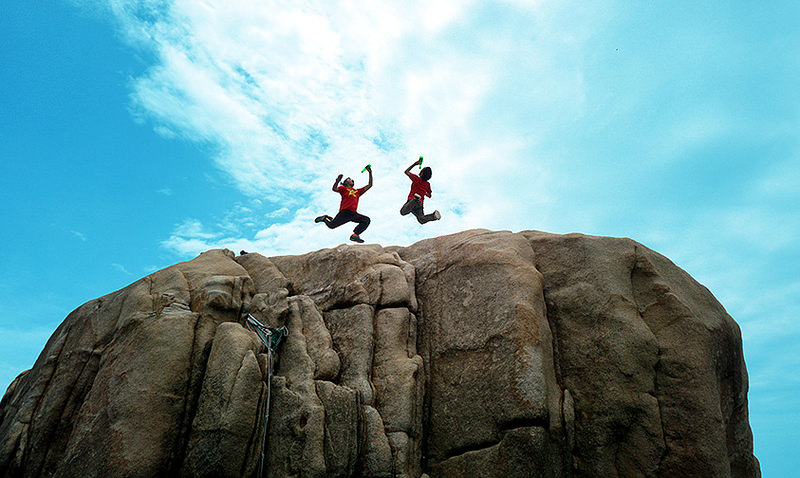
{"left": 324, "top": 211, "right": 352, "bottom": 229}
{"left": 409, "top": 201, "right": 438, "bottom": 224}
{"left": 351, "top": 212, "right": 371, "bottom": 235}
{"left": 415, "top": 211, "right": 439, "bottom": 224}
{"left": 400, "top": 197, "right": 417, "bottom": 216}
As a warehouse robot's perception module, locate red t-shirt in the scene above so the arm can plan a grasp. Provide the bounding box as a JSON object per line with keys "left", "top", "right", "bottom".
{"left": 407, "top": 173, "right": 432, "bottom": 202}
{"left": 338, "top": 186, "right": 367, "bottom": 211}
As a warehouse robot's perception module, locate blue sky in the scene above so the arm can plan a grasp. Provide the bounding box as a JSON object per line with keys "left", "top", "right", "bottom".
{"left": 1, "top": 1, "right": 797, "bottom": 474}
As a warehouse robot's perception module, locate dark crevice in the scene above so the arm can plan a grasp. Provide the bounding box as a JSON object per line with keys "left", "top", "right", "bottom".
{"left": 168, "top": 313, "right": 212, "bottom": 476}
{"left": 443, "top": 438, "right": 500, "bottom": 461}
{"left": 25, "top": 320, "right": 74, "bottom": 466}
{"left": 236, "top": 280, "right": 251, "bottom": 324}
{"left": 0, "top": 427, "right": 23, "bottom": 477}
{"left": 369, "top": 306, "right": 378, "bottom": 388}
{"left": 653, "top": 357, "right": 669, "bottom": 475}
{"left": 376, "top": 268, "right": 385, "bottom": 308}
{"left": 241, "top": 368, "right": 268, "bottom": 478}
{"left": 149, "top": 276, "right": 155, "bottom": 317}
{"left": 317, "top": 299, "right": 415, "bottom": 321}
{"left": 629, "top": 244, "right": 670, "bottom": 475}
{"left": 525, "top": 235, "right": 582, "bottom": 478}
{"left": 96, "top": 294, "right": 126, "bottom": 350}
{"left": 36, "top": 348, "right": 102, "bottom": 476}
{"left": 322, "top": 301, "right": 412, "bottom": 315}
{"left": 321, "top": 299, "right": 367, "bottom": 312}
{"left": 412, "top": 262, "right": 436, "bottom": 473}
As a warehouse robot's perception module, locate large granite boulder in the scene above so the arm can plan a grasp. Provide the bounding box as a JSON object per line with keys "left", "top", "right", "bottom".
{"left": 0, "top": 230, "right": 759, "bottom": 477}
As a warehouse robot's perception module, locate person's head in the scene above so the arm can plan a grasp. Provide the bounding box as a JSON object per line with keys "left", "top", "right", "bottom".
{"left": 343, "top": 177, "right": 355, "bottom": 187}
{"left": 420, "top": 167, "right": 432, "bottom": 181}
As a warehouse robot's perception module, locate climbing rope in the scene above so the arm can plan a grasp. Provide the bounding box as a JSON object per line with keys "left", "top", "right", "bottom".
{"left": 245, "top": 314, "right": 288, "bottom": 478}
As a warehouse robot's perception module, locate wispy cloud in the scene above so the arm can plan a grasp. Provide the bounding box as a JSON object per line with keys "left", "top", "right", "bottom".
{"left": 71, "top": 230, "right": 87, "bottom": 241}
{"left": 111, "top": 263, "right": 134, "bottom": 276}
{"left": 77, "top": 0, "right": 800, "bottom": 289}
{"left": 78, "top": 0, "right": 576, "bottom": 255}
{"left": 173, "top": 218, "right": 219, "bottom": 240}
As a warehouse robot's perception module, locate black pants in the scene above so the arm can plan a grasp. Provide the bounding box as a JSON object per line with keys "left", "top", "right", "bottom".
{"left": 400, "top": 197, "right": 437, "bottom": 224}
{"left": 324, "top": 209, "right": 371, "bottom": 234}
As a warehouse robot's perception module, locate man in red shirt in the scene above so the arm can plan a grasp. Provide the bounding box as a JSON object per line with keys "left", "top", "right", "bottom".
{"left": 315, "top": 165, "right": 373, "bottom": 243}
{"left": 400, "top": 158, "right": 440, "bottom": 224}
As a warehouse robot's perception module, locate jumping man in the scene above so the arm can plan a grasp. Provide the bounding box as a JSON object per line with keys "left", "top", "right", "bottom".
{"left": 315, "top": 166, "right": 373, "bottom": 243}
{"left": 400, "top": 158, "right": 440, "bottom": 224}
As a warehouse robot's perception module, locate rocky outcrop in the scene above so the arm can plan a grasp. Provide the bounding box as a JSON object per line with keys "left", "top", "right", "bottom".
{"left": 0, "top": 230, "right": 760, "bottom": 477}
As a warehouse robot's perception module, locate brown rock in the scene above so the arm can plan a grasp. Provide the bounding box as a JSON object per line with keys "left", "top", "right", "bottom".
{"left": 397, "top": 230, "right": 562, "bottom": 467}
{"left": 522, "top": 230, "right": 760, "bottom": 477}
{"left": 271, "top": 244, "right": 416, "bottom": 310}
{"left": 0, "top": 231, "right": 759, "bottom": 478}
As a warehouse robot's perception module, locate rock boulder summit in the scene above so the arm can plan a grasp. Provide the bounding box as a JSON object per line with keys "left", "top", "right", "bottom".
{"left": 0, "top": 229, "right": 760, "bottom": 477}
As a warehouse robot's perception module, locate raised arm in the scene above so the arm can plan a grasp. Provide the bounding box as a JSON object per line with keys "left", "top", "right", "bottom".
{"left": 362, "top": 166, "right": 373, "bottom": 192}
{"left": 332, "top": 174, "right": 343, "bottom": 192}
{"left": 404, "top": 158, "right": 422, "bottom": 178}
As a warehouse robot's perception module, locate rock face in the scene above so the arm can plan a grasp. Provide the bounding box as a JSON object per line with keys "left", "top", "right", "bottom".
{"left": 0, "top": 230, "right": 760, "bottom": 477}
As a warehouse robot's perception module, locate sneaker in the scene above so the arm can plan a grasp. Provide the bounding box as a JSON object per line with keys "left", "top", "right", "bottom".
{"left": 314, "top": 215, "right": 328, "bottom": 223}
{"left": 433, "top": 210, "right": 441, "bottom": 220}
{"left": 350, "top": 234, "right": 364, "bottom": 243}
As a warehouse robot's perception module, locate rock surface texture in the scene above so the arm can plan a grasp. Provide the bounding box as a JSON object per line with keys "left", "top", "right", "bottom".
{"left": 0, "top": 230, "right": 760, "bottom": 477}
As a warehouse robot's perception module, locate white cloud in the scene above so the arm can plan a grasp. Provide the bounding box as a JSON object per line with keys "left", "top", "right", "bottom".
{"left": 71, "top": 230, "right": 88, "bottom": 241}
{"left": 112, "top": 263, "right": 135, "bottom": 275}
{"left": 173, "top": 218, "right": 220, "bottom": 239}
{"left": 78, "top": 0, "right": 799, "bottom": 312}
{"left": 162, "top": 235, "right": 216, "bottom": 257}
{"left": 265, "top": 207, "right": 289, "bottom": 219}
{"left": 80, "top": 0, "right": 582, "bottom": 255}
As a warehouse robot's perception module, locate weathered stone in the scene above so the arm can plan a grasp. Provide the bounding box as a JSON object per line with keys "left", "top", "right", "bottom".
{"left": 315, "top": 380, "right": 361, "bottom": 477}
{"left": 398, "top": 230, "right": 562, "bottom": 466}
{"left": 362, "top": 405, "right": 394, "bottom": 478}
{"left": 182, "top": 322, "right": 265, "bottom": 477}
{"left": 271, "top": 245, "right": 416, "bottom": 310}
{"left": 235, "top": 251, "right": 290, "bottom": 293}
{"left": 267, "top": 375, "right": 326, "bottom": 478}
{"left": 287, "top": 296, "right": 340, "bottom": 381}
{"left": 0, "top": 232, "right": 760, "bottom": 478}
{"left": 523, "top": 230, "right": 760, "bottom": 477}
{"left": 324, "top": 305, "right": 376, "bottom": 405}
{"left": 372, "top": 307, "right": 425, "bottom": 477}
{"left": 431, "top": 426, "right": 562, "bottom": 478}
{"left": 248, "top": 288, "right": 291, "bottom": 329}
{"left": 266, "top": 302, "right": 327, "bottom": 478}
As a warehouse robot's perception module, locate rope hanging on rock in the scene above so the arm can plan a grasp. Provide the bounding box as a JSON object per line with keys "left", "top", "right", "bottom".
{"left": 246, "top": 314, "right": 288, "bottom": 353}
{"left": 245, "top": 314, "right": 288, "bottom": 478}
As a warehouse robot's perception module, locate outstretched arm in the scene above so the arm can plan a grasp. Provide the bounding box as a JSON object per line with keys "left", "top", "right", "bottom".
{"left": 332, "top": 174, "right": 343, "bottom": 192}
{"left": 404, "top": 158, "right": 422, "bottom": 178}
{"left": 362, "top": 165, "right": 373, "bottom": 192}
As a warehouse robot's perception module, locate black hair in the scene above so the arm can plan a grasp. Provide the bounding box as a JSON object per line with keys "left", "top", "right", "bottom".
{"left": 420, "top": 167, "right": 432, "bottom": 181}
